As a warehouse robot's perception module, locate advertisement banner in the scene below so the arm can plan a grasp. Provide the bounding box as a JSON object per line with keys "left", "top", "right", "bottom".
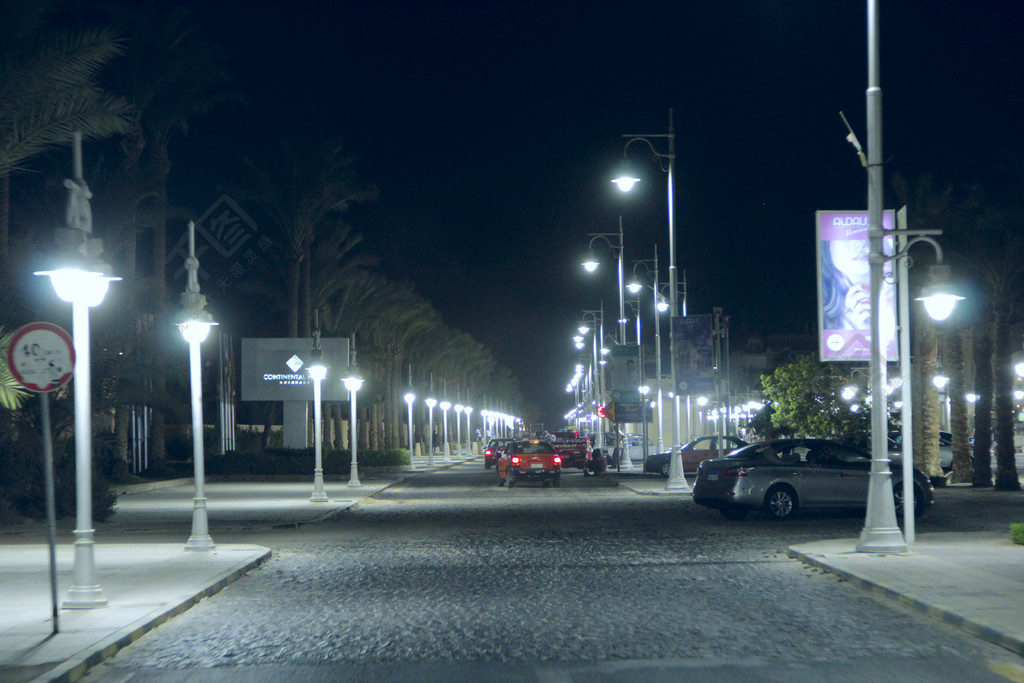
{"left": 673, "top": 315, "right": 714, "bottom": 395}
{"left": 816, "top": 210, "right": 897, "bottom": 362}
{"left": 609, "top": 344, "right": 640, "bottom": 402}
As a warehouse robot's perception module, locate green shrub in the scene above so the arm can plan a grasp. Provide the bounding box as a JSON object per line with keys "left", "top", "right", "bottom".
{"left": 0, "top": 435, "right": 117, "bottom": 522}
{"left": 1011, "top": 523, "right": 1024, "bottom": 545}
{"left": 205, "top": 447, "right": 410, "bottom": 476}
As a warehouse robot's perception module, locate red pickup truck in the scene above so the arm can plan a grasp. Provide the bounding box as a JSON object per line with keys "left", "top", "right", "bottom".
{"left": 549, "top": 430, "right": 605, "bottom": 475}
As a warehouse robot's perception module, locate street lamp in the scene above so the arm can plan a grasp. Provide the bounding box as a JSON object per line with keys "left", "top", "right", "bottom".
{"left": 628, "top": 247, "right": 666, "bottom": 452}
{"left": 614, "top": 110, "right": 688, "bottom": 492}
{"left": 851, "top": 2, "right": 962, "bottom": 553}
{"left": 454, "top": 404, "right": 464, "bottom": 455}
{"left": 35, "top": 132, "right": 119, "bottom": 607}
{"left": 425, "top": 397, "right": 437, "bottom": 466}
{"left": 464, "top": 405, "right": 474, "bottom": 454}
{"left": 440, "top": 400, "right": 452, "bottom": 462}
{"left": 344, "top": 371, "right": 364, "bottom": 488}
{"left": 404, "top": 392, "right": 417, "bottom": 471}
{"left": 177, "top": 221, "right": 218, "bottom": 550}
{"left": 582, "top": 219, "right": 627, "bottom": 345}
{"left": 307, "top": 310, "right": 328, "bottom": 502}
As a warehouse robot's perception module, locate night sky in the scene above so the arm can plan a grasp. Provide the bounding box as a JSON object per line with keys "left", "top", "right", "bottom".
{"left": 174, "top": 0, "right": 1024, "bottom": 426}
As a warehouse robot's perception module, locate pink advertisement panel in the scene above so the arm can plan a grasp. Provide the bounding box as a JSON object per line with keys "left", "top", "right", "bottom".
{"left": 816, "top": 210, "right": 897, "bottom": 362}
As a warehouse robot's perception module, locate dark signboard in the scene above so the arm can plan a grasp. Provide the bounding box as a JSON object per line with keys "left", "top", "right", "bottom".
{"left": 240, "top": 337, "right": 350, "bottom": 402}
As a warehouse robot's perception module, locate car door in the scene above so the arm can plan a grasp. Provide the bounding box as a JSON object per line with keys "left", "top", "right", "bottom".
{"left": 816, "top": 444, "right": 872, "bottom": 507}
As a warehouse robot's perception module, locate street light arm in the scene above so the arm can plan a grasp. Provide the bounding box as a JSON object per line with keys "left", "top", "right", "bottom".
{"left": 621, "top": 135, "right": 674, "bottom": 172}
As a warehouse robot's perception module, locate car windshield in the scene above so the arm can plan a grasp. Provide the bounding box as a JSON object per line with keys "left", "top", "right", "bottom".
{"left": 516, "top": 442, "right": 555, "bottom": 455}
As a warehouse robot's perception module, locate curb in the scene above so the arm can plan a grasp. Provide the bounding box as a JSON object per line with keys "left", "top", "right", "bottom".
{"left": 785, "top": 546, "right": 1024, "bottom": 659}
{"left": 33, "top": 547, "right": 272, "bottom": 683}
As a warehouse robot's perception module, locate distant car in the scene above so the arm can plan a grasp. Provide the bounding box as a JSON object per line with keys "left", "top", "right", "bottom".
{"left": 497, "top": 440, "right": 562, "bottom": 488}
{"left": 484, "top": 438, "right": 512, "bottom": 469}
{"left": 888, "top": 431, "right": 953, "bottom": 471}
{"left": 693, "top": 438, "right": 934, "bottom": 521}
{"left": 643, "top": 435, "right": 749, "bottom": 477}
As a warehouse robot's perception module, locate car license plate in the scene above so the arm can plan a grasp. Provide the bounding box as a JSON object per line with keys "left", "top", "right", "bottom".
{"left": 531, "top": 463, "right": 544, "bottom": 469}
{"left": 708, "top": 473, "right": 719, "bottom": 481}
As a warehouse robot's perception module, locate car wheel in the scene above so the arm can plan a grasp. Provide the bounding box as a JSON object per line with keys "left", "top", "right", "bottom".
{"left": 894, "top": 482, "right": 924, "bottom": 517}
{"left": 553, "top": 476, "right": 561, "bottom": 488}
{"left": 763, "top": 485, "right": 798, "bottom": 520}
{"left": 660, "top": 462, "right": 670, "bottom": 477}
{"left": 720, "top": 506, "right": 749, "bottom": 520}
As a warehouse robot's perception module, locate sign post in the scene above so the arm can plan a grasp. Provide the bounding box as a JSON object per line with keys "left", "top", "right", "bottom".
{"left": 6, "top": 322, "right": 76, "bottom": 634}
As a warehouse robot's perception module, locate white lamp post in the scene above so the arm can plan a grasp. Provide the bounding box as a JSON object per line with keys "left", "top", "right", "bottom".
{"left": 404, "top": 392, "right": 417, "bottom": 470}
{"left": 177, "top": 221, "right": 217, "bottom": 550}
{"left": 344, "top": 373, "right": 364, "bottom": 488}
{"left": 464, "top": 406, "right": 474, "bottom": 453}
{"left": 454, "top": 404, "right": 464, "bottom": 455}
{"left": 440, "top": 400, "right": 452, "bottom": 462}
{"left": 307, "top": 312, "right": 328, "bottom": 502}
{"left": 425, "top": 397, "right": 437, "bottom": 466}
{"left": 615, "top": 110, "right": 688, "bottom": 492}
{"left": 852, "top": 1, "right": 961, "bottom": 552}
{"left": 36, "top": 132, "right": 119, "bottom": 607}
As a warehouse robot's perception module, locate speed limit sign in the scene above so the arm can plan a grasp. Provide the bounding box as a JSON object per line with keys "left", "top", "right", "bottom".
{"left": 6, "top": 322, "right": 75, "bottom": 393}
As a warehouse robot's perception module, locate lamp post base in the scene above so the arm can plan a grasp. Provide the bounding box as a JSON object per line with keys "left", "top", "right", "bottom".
{"left": 856, "top": 527, "right": 907, "bottom": 553}
{"left": 63, "top": 531, "right": 107, "bottom": 609}
{"left": 348, "top": 464, "right": 362, "bottom": 488}
{"left": 310, "top": 469, "right": 329, "bottom": 502}
{"left": 185, "top": 497, "right": 215, "bottom": 551}
{"left": 665, "top": 448, "right": 690, "bottom": 491}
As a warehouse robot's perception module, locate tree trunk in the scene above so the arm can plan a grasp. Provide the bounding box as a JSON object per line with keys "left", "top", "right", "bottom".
{"left": 972, "top": 328, "right": 994, "bottom": 487}
{"left": 912, "top": 315, "right": 942, "bottom": 478}
{"left": 286, "top": 251, "right": 301, "bottom": 338}
{"left": 0, "top": 171, "right": 9, "bottom": 274}
{"left": 948, "top": 321, "right": 973, "bottom": 483}
{"left": 149, "top": 168, "right": 169, "bottom": 467}
{"left": 992, "top": 299, "right": 1021, "bottom": 490}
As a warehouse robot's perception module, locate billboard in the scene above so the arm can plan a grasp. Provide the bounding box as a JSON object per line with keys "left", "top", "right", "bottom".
{"left": 240, "top": 337, "right": 350, "bottom": 401}
{"left": 673, "top": 314, "right": 714, "bottom": 395}
{"left": 609, "top": 344, "right": 640, "bottom": 403}
{"left": 816, "top": 210, "right": 897, "bottom": 362}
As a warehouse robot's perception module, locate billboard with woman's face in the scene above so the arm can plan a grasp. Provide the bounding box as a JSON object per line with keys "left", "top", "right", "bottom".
{"left": 816, "top": 210, "right": 897, "bottom": 362}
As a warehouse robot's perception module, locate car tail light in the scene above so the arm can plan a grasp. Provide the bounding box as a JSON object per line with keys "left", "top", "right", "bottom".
{"left": 553, "top": 456, "right": 562, "bottom": 465}
{"left": 484, "top": 449, "right": 493, "bottom": 456}
{"left": 511, "top": 456, "right": 520, "bottom": 465}
{"left": 722, "top": 466, "right": 749, "bottom": 477}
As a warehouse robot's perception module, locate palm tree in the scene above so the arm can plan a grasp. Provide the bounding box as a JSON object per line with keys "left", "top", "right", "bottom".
{"left": 0, "top": 0, "right": 130, "bottom": 273}
{"left": 97, "top": 0, "right": 236, "bottom": 466}
{"left": 243, "top": 138, "right": 378, "bottom": 339}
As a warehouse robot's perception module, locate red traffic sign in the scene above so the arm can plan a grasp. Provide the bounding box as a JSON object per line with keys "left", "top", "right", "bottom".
{"left": 6, "top": 322, "right": 75, "bottom": 393}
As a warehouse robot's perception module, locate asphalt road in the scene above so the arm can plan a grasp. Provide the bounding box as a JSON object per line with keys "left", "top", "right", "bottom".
{"left": 82, "top": 463, "right": 1024, "bottom": 682}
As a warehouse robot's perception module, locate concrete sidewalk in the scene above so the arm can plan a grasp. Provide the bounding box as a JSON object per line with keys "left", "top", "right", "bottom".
{"left": 788, "top": 533, "right": 1024, "bottom": 659}
{"left": 0, "top": 477, "right": 400, "bottom": 683}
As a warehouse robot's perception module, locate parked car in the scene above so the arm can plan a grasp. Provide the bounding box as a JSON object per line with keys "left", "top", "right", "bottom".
{"left": 483, "top": 438, "right": 512, "bottom": 469}
{"left": 693, "top": 438, "right": 934, "bottom": 521}
{"left": 497, "top": 440, "right": 562, "bottom": 488}
{"left": 643, "top": 435, "right": 749, "bottom": 477}
{"left": 888, "top": 431, "right": 953, "bottom": 471}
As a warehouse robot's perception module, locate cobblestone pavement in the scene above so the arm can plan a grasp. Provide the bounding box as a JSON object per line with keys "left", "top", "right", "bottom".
{"left": 83, "top": 465, "right": 1024, "bottom": 682}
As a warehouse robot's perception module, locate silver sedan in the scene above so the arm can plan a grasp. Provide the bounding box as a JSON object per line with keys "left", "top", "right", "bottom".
{"left": 692, "top": 439, "right": 934, "bottom": 520}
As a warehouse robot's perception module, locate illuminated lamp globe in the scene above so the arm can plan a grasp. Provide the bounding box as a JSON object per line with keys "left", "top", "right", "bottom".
{"left": 343, "top": 375, "right": 364, "bottom": 392}
{"left": 307, "top": 362, "right": 327, "bottom": 382}
{"left": 179, "top": 320, "right": 216, "bottom": 344}
{"left": 37, "top": 268, "right": 118, "bottom": 307}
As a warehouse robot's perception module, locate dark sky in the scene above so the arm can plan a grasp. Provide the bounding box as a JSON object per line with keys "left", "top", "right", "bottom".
{"left": 176, "top": 0, "right": 1024, "bottom": 427}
